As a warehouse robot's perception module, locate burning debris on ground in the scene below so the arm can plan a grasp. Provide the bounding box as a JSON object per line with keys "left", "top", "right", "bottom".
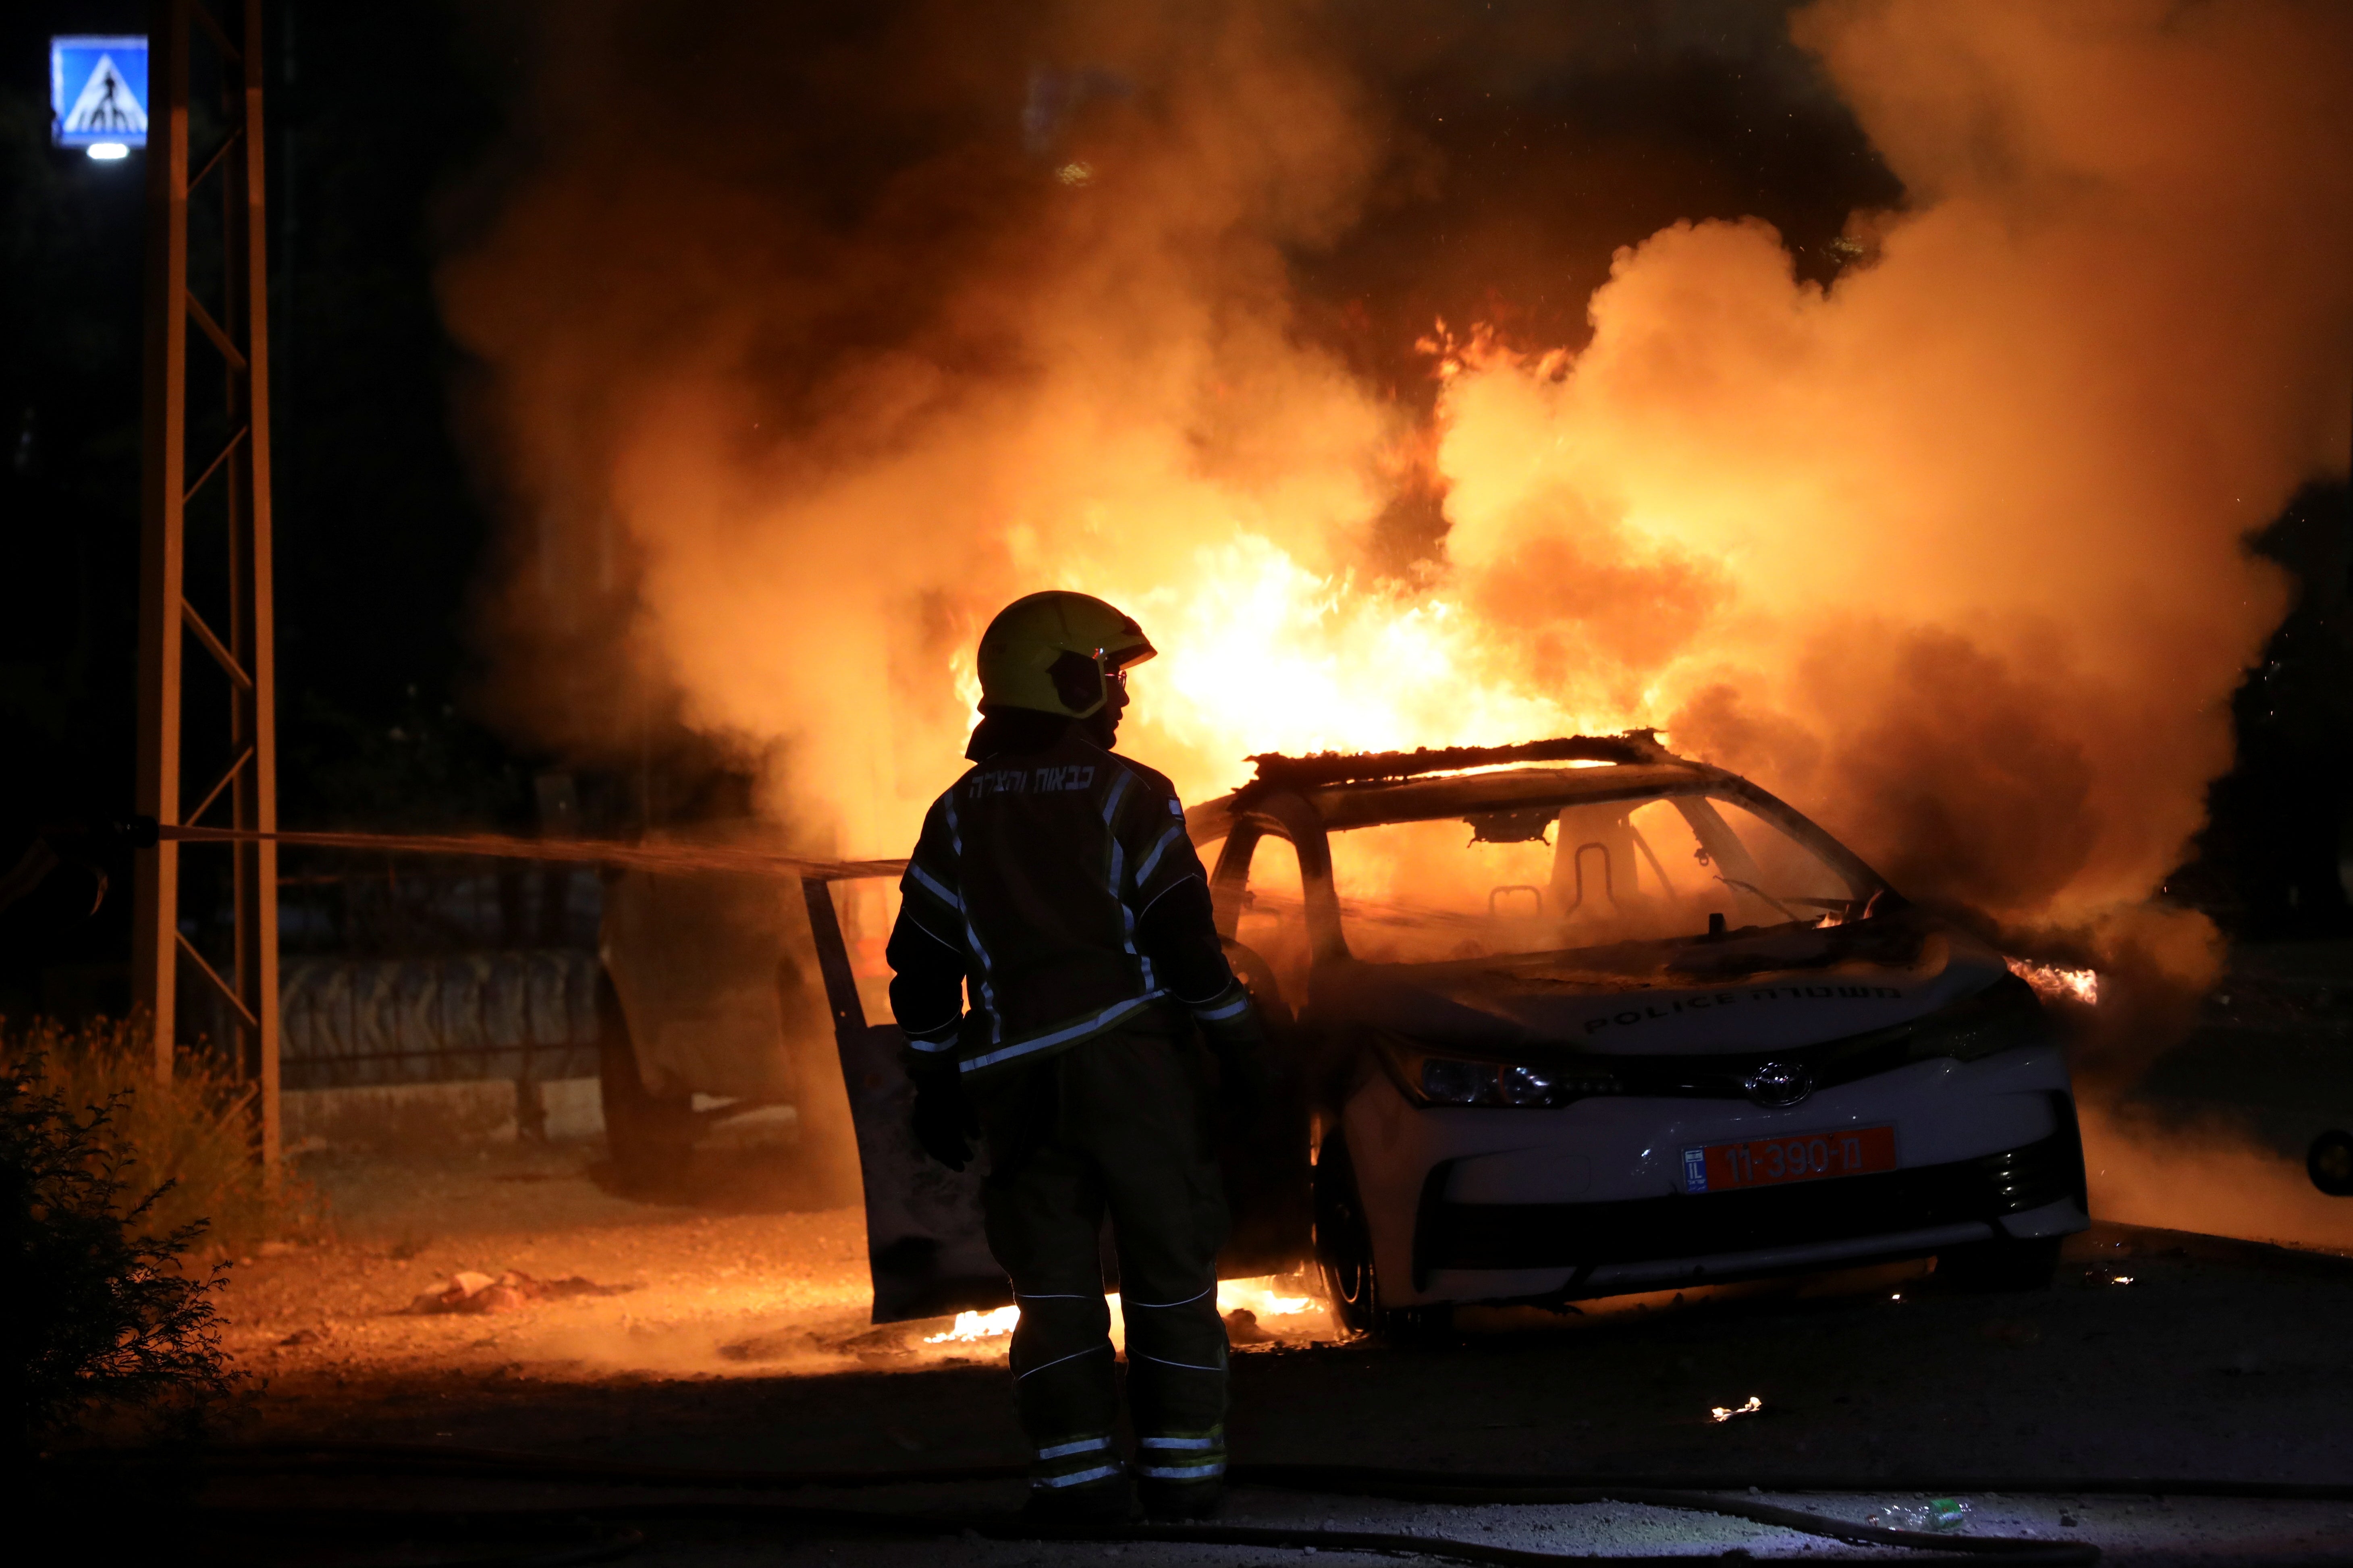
{"left": 404, "top": 1269, "right": 633, "bottom": 1316}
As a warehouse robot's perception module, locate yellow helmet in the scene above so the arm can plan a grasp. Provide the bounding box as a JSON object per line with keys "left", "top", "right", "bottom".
{"left": 976, "top": 591, "right": 1157, "bottom": 718}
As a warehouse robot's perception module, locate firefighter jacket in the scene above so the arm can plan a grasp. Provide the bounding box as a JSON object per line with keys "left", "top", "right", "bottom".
{"left": 887, "top": 724, "right": 1251, "bottom": 1081}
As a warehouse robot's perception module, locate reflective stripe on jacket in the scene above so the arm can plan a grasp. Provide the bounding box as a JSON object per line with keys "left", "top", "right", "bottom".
{"left": 894, "top": 728, "right": 1218, "bottom": 1080}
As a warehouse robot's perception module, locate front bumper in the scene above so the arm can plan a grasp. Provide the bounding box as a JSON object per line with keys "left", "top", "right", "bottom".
{"left": 1418, "top": 1115, "right": 2084, "bottom": 1293}
{"left": 1339, "top": 1045, "right": 2089, "bottom": 1306}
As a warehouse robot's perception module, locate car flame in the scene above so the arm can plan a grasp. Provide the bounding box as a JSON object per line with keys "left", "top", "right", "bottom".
{"left": 1218, "top": 1278, "right": 1315, "bottom": 1319}
{"left": 2005, "top": 958, "right": 2100, "bottom": 1006}
{"left": 922, "top": 1305, "right": 1020, "bottom": 1344}
{"left": 920, "top": 1277, "right": 1317, "bottom": 1347}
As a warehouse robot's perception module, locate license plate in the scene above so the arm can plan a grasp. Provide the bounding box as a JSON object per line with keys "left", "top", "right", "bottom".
{"left": 1681, "top": 1126, "right": 1896, "bottom": 1194}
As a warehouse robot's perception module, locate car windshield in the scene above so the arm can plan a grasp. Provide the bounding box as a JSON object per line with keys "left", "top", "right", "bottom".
{"left": 1314, "top": 789, "right": 1875, "bottom": 965}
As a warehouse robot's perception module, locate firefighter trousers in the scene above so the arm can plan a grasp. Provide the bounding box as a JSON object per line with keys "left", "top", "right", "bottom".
{"left": 972, "top": 1012, "right": 1231, "bottom": 1494}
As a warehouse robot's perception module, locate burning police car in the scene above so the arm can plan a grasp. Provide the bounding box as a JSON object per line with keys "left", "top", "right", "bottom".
{"left": 1186, "top": 732, "right": 2090, "bottom": 1339}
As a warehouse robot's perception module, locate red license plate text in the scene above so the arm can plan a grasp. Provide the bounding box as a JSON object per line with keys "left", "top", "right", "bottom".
{"left": 1682, "top": 1125, "right": 1896, "bottom": 1193}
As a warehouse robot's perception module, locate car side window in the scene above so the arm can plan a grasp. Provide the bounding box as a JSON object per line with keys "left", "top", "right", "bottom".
{"left": 831, "top": 878, "right": 899, "bottom": 1025}
{"left": 1330, "top": 817, "right": 1559, "bottom": 962}
{"left": 1236, "top": 834, "right": 1312, "bottom": 1002}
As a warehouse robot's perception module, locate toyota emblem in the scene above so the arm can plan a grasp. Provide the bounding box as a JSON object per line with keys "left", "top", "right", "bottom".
{"left": 1744, "top": 1060, "right": 1813, "bottom": 1108}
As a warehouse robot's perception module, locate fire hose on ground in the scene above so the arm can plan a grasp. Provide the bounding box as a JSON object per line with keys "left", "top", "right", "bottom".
{"left": 158, "top": 1438, "right": 2353, "bottom": 1564}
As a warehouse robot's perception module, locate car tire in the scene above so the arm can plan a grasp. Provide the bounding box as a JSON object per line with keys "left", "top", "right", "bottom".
{"left": 1313, "top": 1132, "right": 1452, "bottom": 1345}
{"left": 1934, "top": 1233, "right": 2063, "bottom": 1292}
{"left": 2308, "top": 1129, "right": 2353, "bottom": 1196}
{"left": 596, "top": 973, "right": 698, "bottom": 1197}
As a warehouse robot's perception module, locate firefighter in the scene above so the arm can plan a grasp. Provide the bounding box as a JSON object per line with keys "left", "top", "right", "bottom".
{"left": 886, "top": 590, "right": 1268, "bottom": 1525}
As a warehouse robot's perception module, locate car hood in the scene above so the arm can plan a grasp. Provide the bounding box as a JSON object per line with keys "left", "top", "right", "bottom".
{"left": 1309, "top": 917, "right": 2004, "bottom": 1056}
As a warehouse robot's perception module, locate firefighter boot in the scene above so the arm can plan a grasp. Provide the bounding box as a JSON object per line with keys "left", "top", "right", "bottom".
{"left": 1137, "top": 1471, "right": 1226, "bottom": 1521}
{"left": 1019, "top": 1466, "right": 1141, "bottom": 1527}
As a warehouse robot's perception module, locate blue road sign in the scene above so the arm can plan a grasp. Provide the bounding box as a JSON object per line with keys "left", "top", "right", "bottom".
{"left": 52, "top": 35, "right": 150, "bottom": 150}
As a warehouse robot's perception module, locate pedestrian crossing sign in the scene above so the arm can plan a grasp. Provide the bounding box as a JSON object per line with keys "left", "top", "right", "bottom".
{"left": 52, "top": 35, "right": 150, "bottom": 151}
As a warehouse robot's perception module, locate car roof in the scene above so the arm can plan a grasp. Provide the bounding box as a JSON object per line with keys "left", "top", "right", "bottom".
{"left": 1183, "top": 734, "right": 1891, "bottom": 896}
{"left": 1190, "top": 759, "right": 1733, "bottom": 840}
{"left": 1308, "top": 759, "right": 1729, "bottom": 828}
{"left": 1185, "top": 733, "right": 1740, "bottom": 840}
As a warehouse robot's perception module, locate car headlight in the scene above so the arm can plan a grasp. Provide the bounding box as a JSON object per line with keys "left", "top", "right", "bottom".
{"left": 1500, "top": 1064, "right": 1556, "bottom": 1106}
{"left": 1419, "top": 1056, "right": 1493, "bottom": 1105}
{"left": 1378, "top": 1035, "right": 1622, "bottom": 1109}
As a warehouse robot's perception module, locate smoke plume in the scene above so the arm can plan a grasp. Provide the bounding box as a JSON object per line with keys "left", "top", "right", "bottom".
{"left": 442, "top": 0, "right": 2353, "bottom": 972}
{"left": 1439, "top": 1, "right": 2353, "bottom": 973}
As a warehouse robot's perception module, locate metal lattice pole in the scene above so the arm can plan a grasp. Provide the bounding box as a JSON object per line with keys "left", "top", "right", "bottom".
{"left": 132, "top": 0, "right": 280, "bottom": 1169}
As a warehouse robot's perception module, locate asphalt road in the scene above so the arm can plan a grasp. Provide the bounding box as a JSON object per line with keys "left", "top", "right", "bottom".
{"left": 237, "top": 1222, "right": 2353, "bottom": 1485}
{"left": 207, "top": 1203, "right": 2353, "bottom": 1563}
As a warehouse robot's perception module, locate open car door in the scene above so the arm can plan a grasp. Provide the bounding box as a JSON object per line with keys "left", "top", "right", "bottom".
{"left": 802, "top": 869, "right": 1312, "bottom": 1326}
{"left": 800, "top": 872, "right": 1007, "bottom": 1324}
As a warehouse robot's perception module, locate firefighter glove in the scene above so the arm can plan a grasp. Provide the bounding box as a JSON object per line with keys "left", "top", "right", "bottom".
{"left": 911, "top": 1069, "right": 979, "bottom": 1171}
{"left": 1196, "top": 993, "right": 1272, "bottom": 1116}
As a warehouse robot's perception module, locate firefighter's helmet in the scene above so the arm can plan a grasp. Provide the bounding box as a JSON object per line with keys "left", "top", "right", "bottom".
{"left": 975, "top": 591, "right": 1157, "bottom": 718}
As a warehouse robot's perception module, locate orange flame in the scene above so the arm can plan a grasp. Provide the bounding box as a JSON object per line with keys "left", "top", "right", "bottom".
{"left": 918, "top": 1276, "right": 1321, "bottom": 1351}
{"left": 2006, "top": 958, "right": 2100, "bottom": 1007}
{"left": 922, "top": 1305, "right": 1020, "bottom": 1344}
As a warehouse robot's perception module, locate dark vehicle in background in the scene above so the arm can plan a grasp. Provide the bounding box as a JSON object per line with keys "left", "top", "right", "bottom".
{"left": 594, "top": 822, "right": 860, "bottom": 1193}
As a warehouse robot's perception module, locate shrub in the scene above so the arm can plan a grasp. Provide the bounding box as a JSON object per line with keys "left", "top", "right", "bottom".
{"left": 1, "top": 1016, "right": 313, "bottom": 1453}
{"left": 1, "top": 1016, "right": 309, "bottom": 1257}
{"left": 1, "top": 1057, "right": 237, "bottom": 1454}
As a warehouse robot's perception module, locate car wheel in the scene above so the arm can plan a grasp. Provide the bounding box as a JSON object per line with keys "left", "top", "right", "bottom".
{"left": 1935, "top": 1234, "right": 2062, "bottom": 1292}
{"left": 1313, "top": 1132, "right": 1375, "bottom": 1330}
{"left": 2308, "top": 1129, "right": 2353, "bottom": 1196}
{"left": 597, "top": 974, "right": 698, "bottom": 1196}
{"left": 1313, "top": 1132, "right": 1452, "bottom": 1344}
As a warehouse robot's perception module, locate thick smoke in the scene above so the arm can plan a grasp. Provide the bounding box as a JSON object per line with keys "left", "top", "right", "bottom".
{"left": 1438, "top": 0, "right": 2353, "bottom": 975}
{"left": 443, "top": 0, "right": 2353, "bottom": 971}
{"left": 444, "top": 0, "right": 1400, "bottom": 852}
